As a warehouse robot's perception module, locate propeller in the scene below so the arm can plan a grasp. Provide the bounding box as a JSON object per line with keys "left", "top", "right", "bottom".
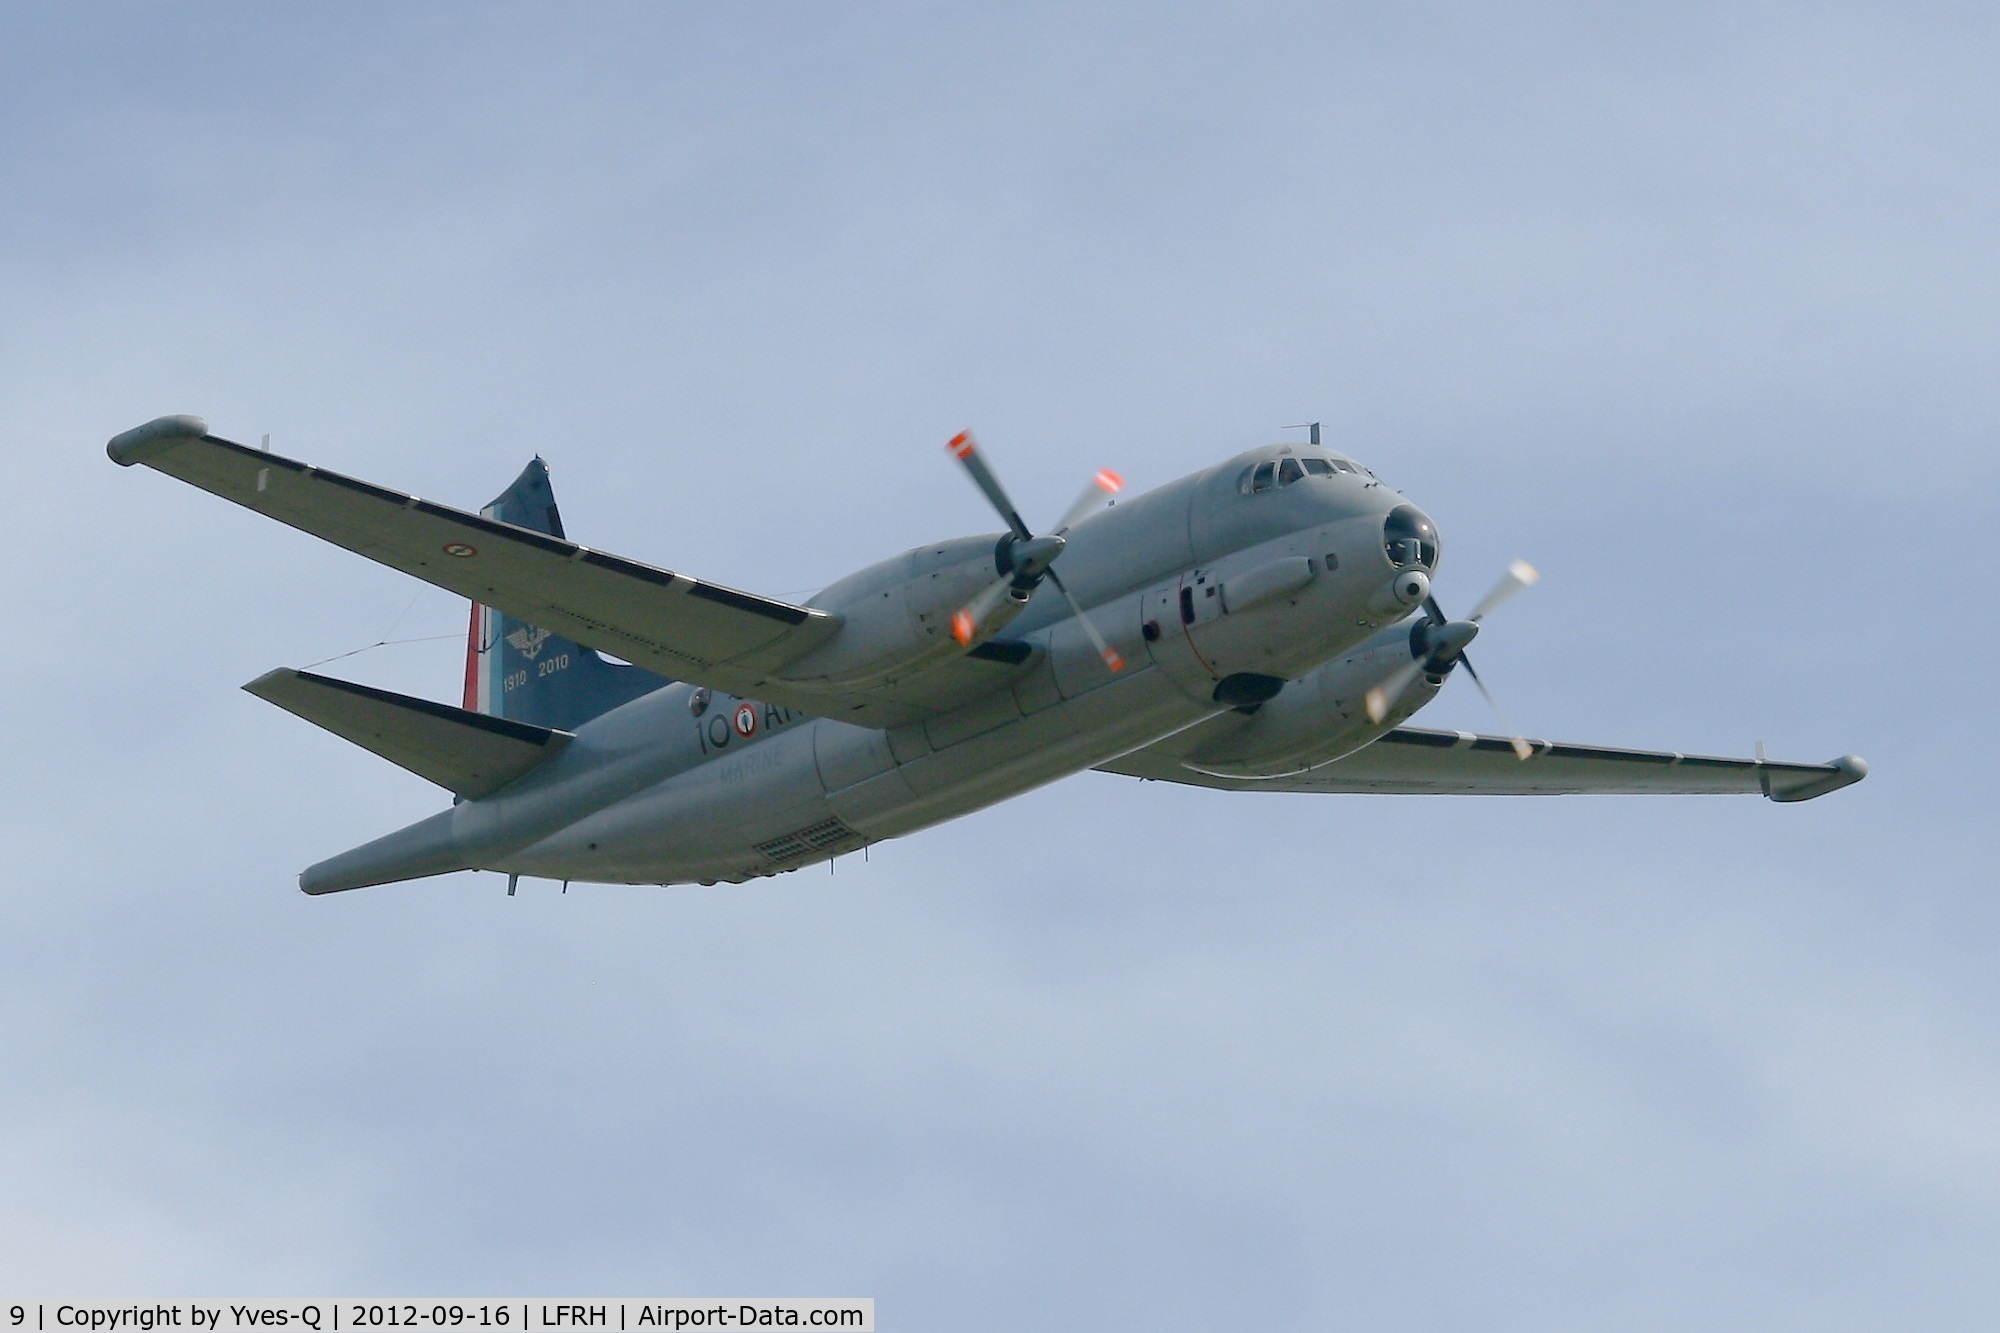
{"left": 945, "top": 431, "right": 1126, "bottom": 670}
{"left": 1364, "top": 559, "right": 1540, "bottom": 758}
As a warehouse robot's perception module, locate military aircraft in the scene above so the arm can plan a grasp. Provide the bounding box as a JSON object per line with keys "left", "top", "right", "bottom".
{"left": 108, "top": 414, "right": 1865, "bottom": 895}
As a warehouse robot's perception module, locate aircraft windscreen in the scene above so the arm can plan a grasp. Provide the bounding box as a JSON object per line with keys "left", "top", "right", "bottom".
{"left": 1241, "top": 455, "right": 1356, "bottom": 494}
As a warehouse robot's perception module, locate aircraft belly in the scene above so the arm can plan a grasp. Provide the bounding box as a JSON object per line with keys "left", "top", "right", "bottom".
{"left": 502, "top": 665, "right": 1218, "bottom": 885}
{"left": 505, "top": 723, "right": 835, "bottom": 883}
{"left": 830, "top": 664, "right": 1215, "bottom": 840}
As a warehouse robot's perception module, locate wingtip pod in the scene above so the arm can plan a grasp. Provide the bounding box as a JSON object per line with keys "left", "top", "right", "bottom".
{"left": 1765, "top": 753, "right": 1869, "bottom": 803}
{"left": 107, "top": 414, "right": 208, "bottom": 466}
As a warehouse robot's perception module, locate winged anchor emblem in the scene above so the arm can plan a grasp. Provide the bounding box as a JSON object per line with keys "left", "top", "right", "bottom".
{"left": 504, "top": 624, "right": 553, "bottom": 660}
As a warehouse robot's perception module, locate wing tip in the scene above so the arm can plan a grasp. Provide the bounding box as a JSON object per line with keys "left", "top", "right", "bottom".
{"left": 107, "top": 414, "right": 208, "bottom": 466}
{"left": 1767, "top": 753, "right": 1869, "bottom": 802}
{"left": 241, "top": 666, "right": 302, "bottom": 700}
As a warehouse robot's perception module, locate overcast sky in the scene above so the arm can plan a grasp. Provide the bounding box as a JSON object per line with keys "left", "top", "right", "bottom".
{"left": 2, "top": 3, "right": 1995, "bottom": 1328}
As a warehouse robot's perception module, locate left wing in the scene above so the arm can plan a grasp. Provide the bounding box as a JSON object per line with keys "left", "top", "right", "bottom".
{"left": 108, "top": 416, "right": 928, "bottom": 727}
{"left": 1099, "top": 725, "right": 1867, "bottom": 802}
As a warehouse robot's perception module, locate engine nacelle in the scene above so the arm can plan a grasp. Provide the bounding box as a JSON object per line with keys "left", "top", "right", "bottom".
{"left": 779, "top": 535, "right": 1016, "bottom": 688}
{"left": 1182, "top": 618, "right": 1437, "bottom": 777}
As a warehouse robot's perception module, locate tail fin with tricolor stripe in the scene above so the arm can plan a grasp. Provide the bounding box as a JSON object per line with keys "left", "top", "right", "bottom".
{"left": 463, "top": 458, "right": 673, "bottom": 729}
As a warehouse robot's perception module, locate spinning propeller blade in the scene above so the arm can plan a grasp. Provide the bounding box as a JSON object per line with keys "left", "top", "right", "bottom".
{"left": 1365, "top": 658, "right": 1425, "bottom": 724}
{"left": 946, "top": 431, "right": 1032, "bottom": 540}
{"left": 945, "top": 430, "right": 1125, "bottom": 671}
{"left": 1458, "top": 655, "right": 1533, "bottom": 760}
{"left": 1363, "top": 558, "right": 1540, "bottom": 747}
{"left": 952, "top": 575, "right": 1024, "bottom": 646}
{"left": 1047, "top": 567, "right": 1124, "bottom": 672}
{"left": 1053, "top": 468, "right": 1124, "bottom": 535}
{"left": 1467, "top": 559, "right": 1540, "bottom": 623}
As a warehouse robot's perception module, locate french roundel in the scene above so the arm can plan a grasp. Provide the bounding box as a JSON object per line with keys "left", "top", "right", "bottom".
{"left": 732, "top": 702, "right": 759, "bottom": 739}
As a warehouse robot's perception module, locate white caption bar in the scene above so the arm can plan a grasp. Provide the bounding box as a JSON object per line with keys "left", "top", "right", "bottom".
{"left": 1, "top": 1305, "right": 872, "bottom": 1333}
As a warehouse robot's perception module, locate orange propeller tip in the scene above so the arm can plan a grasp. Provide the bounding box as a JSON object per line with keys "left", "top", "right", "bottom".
{"left": 951, "top": 609, "right": 976, "bottom": 645}
{"left": 1102, "top": 649, "right": 1125, "bottom": 671}
{"left": 1096, "top": 468, "right": 1125, "bottom": 492}
{"left": 1364, "top": 686, "right": 1389, "bottom": 724}
{"left": 947, "top": 430, "right": 976, "bottom": 459}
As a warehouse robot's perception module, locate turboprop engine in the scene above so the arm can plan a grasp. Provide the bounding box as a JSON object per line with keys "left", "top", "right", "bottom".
{"left": 1182, "top": 559, "right": 1542, "bottom": 778}
{"left": 1181, "top": 619, "right": 1443, "bottom": 777}
{"left": 779, "top": 535, "right": 1037, "bottom": 689}
{"left": 778, "top": 432, "right": 1127, "bottom": 690}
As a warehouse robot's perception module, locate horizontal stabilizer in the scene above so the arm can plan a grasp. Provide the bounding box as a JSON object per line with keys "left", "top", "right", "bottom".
{"left": 245, "top": 668, "right": 573, "bottom": 799}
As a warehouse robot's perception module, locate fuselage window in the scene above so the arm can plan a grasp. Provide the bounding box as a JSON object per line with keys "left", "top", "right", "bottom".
{"left": 1301, "top": 457, "right": 1334, "bottom": 477}
{"left": 1278, "top": 458, "right": 1304, "bottom": 486}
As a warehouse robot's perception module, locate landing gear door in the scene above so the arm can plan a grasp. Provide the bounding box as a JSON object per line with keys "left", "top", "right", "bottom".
{"left": 1142, "top": 575, "right": 1219, "bottom": 702}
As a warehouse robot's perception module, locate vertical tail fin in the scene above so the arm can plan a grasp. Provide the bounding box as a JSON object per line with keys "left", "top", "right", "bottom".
{"left": 463, "top": 600, "right": 486, "bottom": 711}
{"left": 463, "top": 458, "right": 674, "bottom": 729}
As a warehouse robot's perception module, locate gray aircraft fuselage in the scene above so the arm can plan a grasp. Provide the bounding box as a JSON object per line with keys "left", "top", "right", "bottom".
{"left": 311, "top": 442, "right": 1435, "bottom": 891}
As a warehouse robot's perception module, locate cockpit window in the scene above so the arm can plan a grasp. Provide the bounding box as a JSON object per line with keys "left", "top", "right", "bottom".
{"left": 1246, "top": 456, "right": 1344, "bottom": 494}
{"left": 1383, "top": 504, "right": 1440, "bottom": 569}
{"left": 1331, "top": 458, "right": 1358, "bottom": 474}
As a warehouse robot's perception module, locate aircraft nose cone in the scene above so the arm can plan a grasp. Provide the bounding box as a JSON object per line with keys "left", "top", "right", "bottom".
{"left": 1414, "top": 618, "right": 1479, "bottom": 668}
{"left": 1011, "top": 533, "right": 1066, "bottom": 577}
{"left": 1434, "top": 620, "right": 1479, "bottom": 657}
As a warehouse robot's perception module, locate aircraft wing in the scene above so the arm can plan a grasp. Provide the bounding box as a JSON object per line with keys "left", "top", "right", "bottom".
{"left": 1098, "top": 725, "right": 1867, "bottom": 802}
{"left": 106, "top": 415, "right": 931, "bottom": 723}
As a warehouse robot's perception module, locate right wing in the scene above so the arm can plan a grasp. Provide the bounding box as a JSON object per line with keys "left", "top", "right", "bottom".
{"left": 110, "top": 416, "right": 925, "bottom": 727}
{"left": 1100, "top": 725, "right": 1868, "bottom": 802}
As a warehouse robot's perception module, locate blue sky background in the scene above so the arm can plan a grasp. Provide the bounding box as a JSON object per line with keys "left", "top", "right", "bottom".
{"left": 2, "top": 3, "right": 1995, "bottom": 1327}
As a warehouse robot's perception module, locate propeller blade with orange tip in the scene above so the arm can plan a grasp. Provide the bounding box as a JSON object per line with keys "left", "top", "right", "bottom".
{"left": 1053, "top": 467, "right": 1124, "bottom": 535}
{"left": 1046, "top": 567, "right": 1124, "bottom": 672}
{"left": 945, "top": 430, "right": 1033, "bottom": 541}
{"left": 951, "top": 574, "right": 1023, "bottom": 646}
